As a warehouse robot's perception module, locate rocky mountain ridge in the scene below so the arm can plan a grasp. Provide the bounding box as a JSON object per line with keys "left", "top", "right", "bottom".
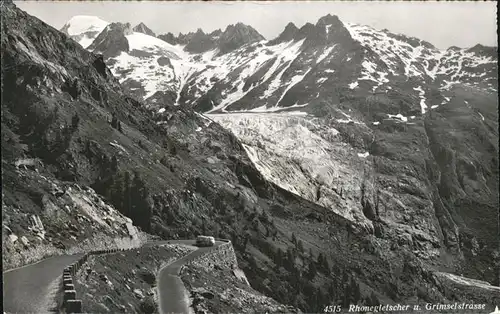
{"left": 3, "top": 3, "right": 500, "bottom": 313}
{"left": 157, "top": 22, "right": 264, "bottom": 55}
{"left": 88, "top": 22, "right": 133, "bottom": 59}
{"left": 61, "top": 13, "right": 496, "bottom": 115}
{"left": 60, "top": 9, "right": 499, "bottom": 288}
{"left": 133, "top": 22, "right": 156, "bottom": 37}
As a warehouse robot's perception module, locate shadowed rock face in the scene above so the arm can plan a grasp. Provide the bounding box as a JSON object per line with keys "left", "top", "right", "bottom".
{"left": 3, "top": 3, "right": 500, "bottom": 313}
{"left": 82, "top": 13, "right": 497, "bottom": 288}
{"left": 184, "top": 29, "right": 218, "bottom": 54}
{"left": 267, "top": 22, "right": 298, "bottom": 46}
{"left": 217, "top": 23, "right": 265, "bottom": 54}
{"left": 88, "top": 22, "right": 132, "bottom": 58}
{"left": 158, "top": 23, "right": 265, "bottom": 54}
{"left": 466, "top": 44, "right": 498, "bottom": 58}
{"left": 158, "top": 32, "right": 179, "bottom": 45}
{"left": 311, "top": 14, "right": 356, "bottom": 47}
{"left": 210, "top": 29, "right": 222, "bottom": 37}
{"left": 132, "top": 22, "right": 156, "bottom": 37}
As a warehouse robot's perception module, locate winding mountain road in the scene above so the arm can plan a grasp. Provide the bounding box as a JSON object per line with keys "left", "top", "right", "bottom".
{"left": 3, "top": 239, "right": 225, "bottom": 314}
{"left": 3, "top": 253, "right": 85, "bottom": 314}
{"left": 155, "top": 240, "right": 225, "bottom": 314}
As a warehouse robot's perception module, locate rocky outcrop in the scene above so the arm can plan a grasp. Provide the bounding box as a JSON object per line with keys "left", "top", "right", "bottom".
{"left": 210, "top": 29, "right": 222, "bottom": 38}
{"left": 157, "top": 32, "right": 179, "bottom": 45}
{"left": 267, "top": 22, "right": 298, "bottom": 46}
{"left": 184, "top": 29, "right": 218, "bottom": 54}
{"left": 4, "top": 4, "right": 499, "bottom": 314}
{"left": 432, "top": 272, "right": 500, "bottom": 312}
{"left": 88, "top": 22, "right": 132, "bottom": 58}
{"left": 292, "top": 13, "right": 358, "bottom": 51}
{"left": 158, "top": 23, "right": 264, "bottom": 54}
{"left": 466, "top": 44, "right": 498, "bottom": 58}
{"left": 181, "top": 240, "right": 296, "bottom": 314}
{"left": 217, "top": 23, "right": 265, "bottom": 54}
{"left": 132, "top": 22, "right": 155, "bottom": 37}
{"left": 1, "top": 171, "right": 143, "bottom": 270}
{"left": 185, "top": 240, "right": 238, "bottom": 271}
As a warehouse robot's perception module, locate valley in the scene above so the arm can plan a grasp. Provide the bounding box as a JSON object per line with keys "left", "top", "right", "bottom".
{"left": 2, "top": 1, "right": 499, "bottom": 313}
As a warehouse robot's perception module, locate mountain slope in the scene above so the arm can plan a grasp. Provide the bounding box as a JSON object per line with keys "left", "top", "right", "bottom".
{"left": 4, "top": 4, "right": 499, "bottom": 313}
{"left": 87, "top": 21, "right": 189, "bottom": 103}
{"left": 75, "top": 13, "right": 496, "bottom": 117}
{"left": 133, "top": 22, "right": 156, "bottom": 37}
{"left": 68, "top": 12, "right": 499, "bottom": 288}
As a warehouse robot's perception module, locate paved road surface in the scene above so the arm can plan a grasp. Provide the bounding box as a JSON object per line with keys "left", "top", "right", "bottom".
{"left": 3, "top": 240, "right": 225, "bottom": 314}
{"left": 157, "top": 240, "right": 225, "bottom": 314}
{"left": 3, "top": 253, "right": 84, "bottom": 314}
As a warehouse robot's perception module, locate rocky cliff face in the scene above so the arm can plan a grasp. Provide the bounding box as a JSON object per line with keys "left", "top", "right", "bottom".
{"left": 217, "top": 23, "right": 265, "bottom": 54}
{"left": 186, "top": 242, "right": 239, "bottom": 271}
{"left": 4, "top": 3, "right": 499, "bottom": 313}
{"left": 1, "top": 4, "right": 143, "bottom": 270}
{"left": 73, "top": 9, "right": 498, "bottom": 294}
{"left": 88, "top": 22, "right": 133, "bottom": 58}
{"left": 157, "top": 22, "right": 264, "bottom": 55}
{"left": 183, "top": 29, "right": 218, "bottom": 54}
{"left": 267, "top": 22, "right": 298, "bottom": 46}
{"left": 157, "top": 32, "right": 178, "bottom": 45}
{"left": 181, "top": 242, "right": 298, "bottom": 314}
{"left": 132, "top": 22, "right": 156, "bottom": 37}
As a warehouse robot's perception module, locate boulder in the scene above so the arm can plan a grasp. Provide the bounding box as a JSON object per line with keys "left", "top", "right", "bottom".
{"left": 20, "top": 236, "right": 29, "bottom": 246}
{"left": 8, "top": 233, "right": 18, "bottom": 243}
{"left": 133, "top": 288, "right": 144, "bottom": 299}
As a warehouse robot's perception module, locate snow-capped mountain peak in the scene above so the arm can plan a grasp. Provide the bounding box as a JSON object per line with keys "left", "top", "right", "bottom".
{"left": 345, "top": 22, "right": 497, "bottom": 92}
{"left": 63, "top": 13, "right": 496, "bottom": 118}
{"left": 62, "top": 15, "right": 109, "bottom": 35}
{"left": 61, "top": 15, "right": 109, "bottom": 48}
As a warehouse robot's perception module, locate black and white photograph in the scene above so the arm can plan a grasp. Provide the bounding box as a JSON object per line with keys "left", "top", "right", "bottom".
{"left": 1, "top": 1, "right": 499, "bottom": 313}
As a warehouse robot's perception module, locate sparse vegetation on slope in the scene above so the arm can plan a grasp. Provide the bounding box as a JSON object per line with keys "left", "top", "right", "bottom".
{"left": 2, "top": 3, "right": 499, "bottom": 314}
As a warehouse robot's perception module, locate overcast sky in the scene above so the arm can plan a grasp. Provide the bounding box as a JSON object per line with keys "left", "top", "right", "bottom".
{"left": 17, "top": 1, "right": 497, "bottom": 49}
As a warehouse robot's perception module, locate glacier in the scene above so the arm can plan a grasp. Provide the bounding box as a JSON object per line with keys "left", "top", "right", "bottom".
{"left": 208, "top": 112, "right": 374, "bottom": 229}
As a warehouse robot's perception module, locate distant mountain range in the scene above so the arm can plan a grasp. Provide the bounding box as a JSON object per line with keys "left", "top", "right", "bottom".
{"left": 2, "top": 3, "right": 498, "bottom": 313}
{"left": 58, "top": 14, "right": 499, "bottom": 290}
{"left": 61, "top": 14, "right": 497, "bottom": 115}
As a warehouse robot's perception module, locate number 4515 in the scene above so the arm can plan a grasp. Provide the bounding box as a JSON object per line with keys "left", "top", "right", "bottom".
{"left": 324, "top": 305, "right": 342, "bottom": 312}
